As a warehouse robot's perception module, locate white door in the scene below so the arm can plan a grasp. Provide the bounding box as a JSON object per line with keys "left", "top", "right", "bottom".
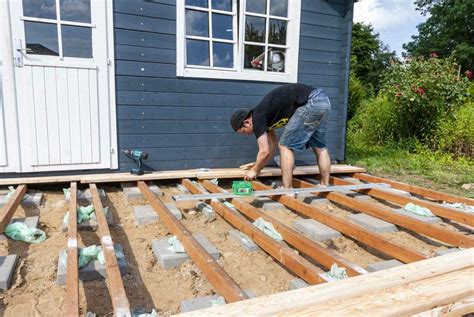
{"left": 6, "top": 0, "right": 117, "bottom": 172}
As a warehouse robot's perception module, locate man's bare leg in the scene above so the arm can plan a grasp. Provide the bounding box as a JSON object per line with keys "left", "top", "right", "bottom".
{"left": 314, "top": 147, "right": 331, "bottom": 186}
{"left": 279, "top": 144, "right": 295, "bottom": 188}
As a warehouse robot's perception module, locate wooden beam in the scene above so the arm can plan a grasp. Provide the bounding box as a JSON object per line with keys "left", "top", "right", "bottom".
{"left": 252, "top": 181, "right": 427, "bottom": 263}
{"left": 412, "top": 296, "right": 474, "bottom": 317}
{"left": 179, "top": 248, "right": 474, "bottom": 316}
{"left": 0, "top": 184, "right": 27, "bottom": 233}
{"left": 89, "top": 184, "right": 131, "bottom": 316}
{"left": 200, "top": 180, "right": 367, "bottom": 277}
{"left": 331, "top": 176, "right": 474, "bottom": 226}
{"left": 137, "top": 181, "right": 248, "bottom": 303}
{"left": 183, "top": 179, "right": 330, "bottom": 285}
{"left": 352, "top": 173, "right": 474, "bottom": 206}
{"left": 65, "top": 182, "right": 79, "bottom": 317}
{"left": 294, "top": 178, "right": 474, "bottom": 248}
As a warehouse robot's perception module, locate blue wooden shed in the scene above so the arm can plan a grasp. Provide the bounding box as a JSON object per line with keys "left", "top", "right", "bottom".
{"left": 0, "top": 0, "right": 355, "bottom": 174}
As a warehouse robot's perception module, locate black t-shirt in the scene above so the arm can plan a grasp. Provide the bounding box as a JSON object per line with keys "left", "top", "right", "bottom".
{"left": 252, "top": 83, "right": 314, "bottom": 138}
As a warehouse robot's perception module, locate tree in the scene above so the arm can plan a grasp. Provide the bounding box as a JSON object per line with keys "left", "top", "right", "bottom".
{"left": 403, "top": 0, "right": 474, "bottom": 71}
{"left": 351, "top": 23, "right": 397, "bottom": 93}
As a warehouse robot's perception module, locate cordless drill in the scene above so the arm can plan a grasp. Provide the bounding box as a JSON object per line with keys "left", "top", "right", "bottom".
{"left": 122, "top": 149, "right": 148, "bottom": 175}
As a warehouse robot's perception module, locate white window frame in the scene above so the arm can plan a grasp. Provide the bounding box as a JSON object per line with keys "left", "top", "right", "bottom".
{"left": 176, "top": 0, "right": 301, "bottom": 83}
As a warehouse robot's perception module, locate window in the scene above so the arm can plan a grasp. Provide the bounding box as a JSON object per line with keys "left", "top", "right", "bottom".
{"left": 177, "top": 0, "right": 301, "bottom": 82}
{"left": 21, "top": 0, "right": 93, "bottom": 58}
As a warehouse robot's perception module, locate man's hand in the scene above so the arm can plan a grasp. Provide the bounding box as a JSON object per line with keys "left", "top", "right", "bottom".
{"left": 244, "top": 169, "right": 258, "bottom": 180}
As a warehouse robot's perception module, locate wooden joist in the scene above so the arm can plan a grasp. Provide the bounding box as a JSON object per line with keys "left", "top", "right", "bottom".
{"left": 412, "top": 296, "right": 474, "bottom": 317}
{"left": 137, "top": 181, "right": 248, "bottom": 303}
{"left": 352, "top": 173, "right": 474, "bottom": 206}
{"left": 89, "top": 184, "right": 131, "bottom": 316}
{"left": 183, "top": 179, "right": 330, "bottom": 285}
{"left": 199, "top": 180, "right": 367, "bottom": 277}
{"left": 180, "top": 248, "right": 474, "bottom": 316}
{"left": 294, "top": 178, "right": 474, "bottom": 248}
{"left": 65, "top": 182, "right": 79, "bottom": 317}
{"left": 0, "top": 184, "right": 27, "bottom": 233}
{"left": 252, "top": 181, "right": 427, "bottom": 263}
{"left": 331, "top": 176, "right": 474, "bottom": 226}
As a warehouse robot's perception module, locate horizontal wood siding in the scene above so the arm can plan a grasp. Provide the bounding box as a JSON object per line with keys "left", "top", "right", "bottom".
{"left": 114, "top": 0, "right": 352, "bottom": 170}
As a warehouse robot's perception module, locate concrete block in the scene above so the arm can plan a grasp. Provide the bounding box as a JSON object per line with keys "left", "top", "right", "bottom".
{"left": 228, "top": 229, "right": 260, "bottom": 252}
{"left": 436, "top": 248, "right": 461, "bottom": 256}
{"left": 196, "top": 202, "right": 216, "bottom": 221}
{"left": 252, "top": 198, "right": 287, "bottom": 211}
{"left": 122, "top": 182, "right": 163, "bottom": 199}
{"left": 289, "top": 278, "right": 309, "bottom": 290}
{"left": 152, "top": 234, "right": 220, "bottom": 269}
{"left": 367, "top": 259, "right": 403, "bottom": 272}
{"left": 296, "top": 193, "right": 330, "bottom": 205}
{"left": 180, "top": 290, "right": 256, "bottom": 312}
{"left": 65, "top": 189, "right": 107, "bottom": 204}
{"left": 393, "top": 208, "right": 442, "bottom": 224}
{"left": 134, "top": 205, "right": 159, "bottom": 225}
{"left": 56, "top": 244, "right": 127, "bottom": 285}
{"left": 21, "top": 192, "right": 43, "bottom": 207}
{"left": 0, "top": 255, "right": 18, "bottom": 291}
{"left": 0, "top": 216, "right": 40, "bottom": 240}
{"left": 165, "top": 203, "right": 183, "bottom": 220}
{"left": 61, "top": 210, "right": 114, "bottom": 232}
{"left": 337, "top": 189, "right": 371, "bottom": 200}
{"left": 292, "top": 219, "right": 341, "bottom": 241}
{"left": 347, "top": 213, "right": 398, "bottom": 233}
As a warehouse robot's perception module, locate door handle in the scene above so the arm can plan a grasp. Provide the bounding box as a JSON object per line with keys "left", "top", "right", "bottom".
{"left": 17, "top": 48, "right": 32, "bottom": 53}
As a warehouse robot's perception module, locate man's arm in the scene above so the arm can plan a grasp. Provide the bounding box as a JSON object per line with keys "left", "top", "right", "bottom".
{"left": 244, "top": 131, "right": 277, "bottom": 180}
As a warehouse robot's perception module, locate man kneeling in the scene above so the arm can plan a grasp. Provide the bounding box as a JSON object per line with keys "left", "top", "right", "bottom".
{"left": 230, "top": 83, "right": 331, "bottom": 188}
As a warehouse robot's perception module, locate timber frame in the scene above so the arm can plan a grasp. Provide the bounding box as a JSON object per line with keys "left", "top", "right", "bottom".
{"left": 0, "top": 165, "right": 472, "bottom": 316}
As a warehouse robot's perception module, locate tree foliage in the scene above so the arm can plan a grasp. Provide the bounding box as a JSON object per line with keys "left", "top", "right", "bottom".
{"left": 403, "top": 0, "right": 474, "bottom": 71}
{"left": 350, "top": 22, "right": 397, "bottom": 93}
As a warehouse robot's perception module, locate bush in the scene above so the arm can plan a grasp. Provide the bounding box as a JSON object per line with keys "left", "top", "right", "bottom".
{"left": 380, "top": 56, "right": 470, "bottom": 145}
{"left": 347, "top": 73, "right": 368, "bottom": 120}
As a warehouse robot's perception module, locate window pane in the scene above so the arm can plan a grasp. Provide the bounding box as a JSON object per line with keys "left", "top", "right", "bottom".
{"left": 212, "top": 14, "right": 233, "bottom": 40}
{"left": 186, "top": 0, "right": 208, "bottom": 7}
{"left": 186, "top": 10, "right": 209, "bottom": 37}
{"left": 213, "top": 43, "right": 233, "bottom": 68}
{"left": 212, "top": 0, "right": 232, "bottom": 11}
{"left": 22, "top": 0, "right": 56, "bottom": 19}
{"left": 24, "top": 21, "right": 59, "bottom": 56}
{"left": 246, "top": 0, "right": 266, "bottom": 14}
{"left": 62, "top": 25, "right": 92, "bottom": 58}
{"left": 244, "top": 45, "right": 265, "bottom": 70}
{"left": 267, "top": 48, "right": 285, "bottom": 72}
{"left": 60, "top": 0, "right": 91, "bottom": 23}
{"left": 269, "top": 19, "right": 287, "bottom": 45}
{"left": 245, "top": 16, "right": 266, "bottom": 43}
{"left": 187, "top": 39, "right": 210, "bottom": 66}
{"left": 270, "top": 0, "right": 287, "bottom": 17}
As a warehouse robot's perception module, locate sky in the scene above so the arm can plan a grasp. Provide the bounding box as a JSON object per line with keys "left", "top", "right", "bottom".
{"left": 353, "top": 0, "right": 428, "bottom": 57}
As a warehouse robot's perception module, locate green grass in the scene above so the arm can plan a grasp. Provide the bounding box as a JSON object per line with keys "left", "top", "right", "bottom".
{"left": 345, "top": 141, "right": 474, "bottom": 198}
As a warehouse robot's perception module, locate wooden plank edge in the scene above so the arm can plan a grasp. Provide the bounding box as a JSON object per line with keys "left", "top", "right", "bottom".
{"left": 411, "top": 296, "right": 474, "bottom": 317}
{"left": 137, "top": 181, "right": 248, "bottom": 303}
{"left": 65, "top": 182, "right": 79, "bottom": 317}
{"left": 89, "top": 184, "right": 131, "bottom": 316}
{"left": 0, "top": 184, "right": 27, "bottom": 233}
{"left": 177, "top": 248, "right": 474, "bottom": 316}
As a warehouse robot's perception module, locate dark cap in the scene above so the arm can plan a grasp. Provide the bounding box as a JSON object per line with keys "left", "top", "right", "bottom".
{"left": 230, "top": 110, "right": 251, "bottom": 131}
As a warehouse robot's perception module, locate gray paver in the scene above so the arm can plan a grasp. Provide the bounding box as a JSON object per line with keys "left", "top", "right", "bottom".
{"left": 56, "top": 244, "right": 127, "bottom": 285}
{"left": 289, "top": 278, "right": 309, "bottom": 290}
{"left": 228, "top": 229, "right": 260, "bottom": 252}
{"left": 65, "top": 189, "right": 107, "bottom": 204}
{"left": 292, "top": 219, "right": 341, "bottom": 241}
{"left": 337, "top": 189, "right": 371, "bottom": 200}
{"left": 347, "top": 213, "right": 398, "bottom": 233}
{"left": 252, "top": 198, "right": 287, "bottom": 211}
{"left": 296, "top": 193, "right": 330, "bottom": 205}
{"left": 152, "top": 234, "right": 220, "bottom": 269}
{"left": 436, "top": 248, "right": 461, "bottom": 256}
{"left": 134, "top": 204, "right": 182, "bottom": 224}
{"left": 165, "top": 203, "right": 183, "bottom": 220}
{"left": 180, "top": 289, "right": 255, "bottom": 313}
{"left": 122, "top": 182, "right": 163, "bottom": 199}
{"left": 367, "top": 259, "right": 403, "bottom": 272}
{"left": 61, "top": 210, "right": 114, "bottom": 232}
{"left": 393, "top": 208, "right": 442, "bottom": 224}
{"left": 0, "top": 255, "right": 18, "bottom": 290}
{"left": 0, "top": 216, "right": 40, "bottom": 240}
{"left": 196, "top": 202, "right": 216, "bottom": 221}
{"left": 1, "top": 192, "right": 43, "bottom": 208}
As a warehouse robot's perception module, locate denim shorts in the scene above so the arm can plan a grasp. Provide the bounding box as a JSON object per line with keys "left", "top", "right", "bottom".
{"left": 279, "top": 88, "right": 331, "bottom": 151}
